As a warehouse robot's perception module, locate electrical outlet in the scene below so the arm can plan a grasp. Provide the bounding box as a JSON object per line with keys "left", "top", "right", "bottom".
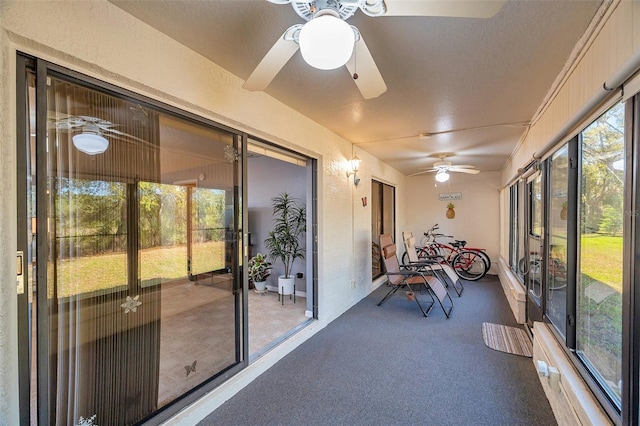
{"left": 351, "top": 280, "right": 356, "bottom": 289}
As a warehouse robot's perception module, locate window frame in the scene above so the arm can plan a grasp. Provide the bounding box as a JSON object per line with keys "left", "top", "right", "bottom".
{"left": 509, "top": 96, "right": 638, "bottom": 424}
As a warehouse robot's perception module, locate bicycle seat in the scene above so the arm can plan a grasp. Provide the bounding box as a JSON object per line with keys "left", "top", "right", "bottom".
{"left": 451, "top": 240, "right": 467, "bottom": 248}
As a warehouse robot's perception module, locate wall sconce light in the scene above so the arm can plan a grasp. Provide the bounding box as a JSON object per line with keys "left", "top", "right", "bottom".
{"left": 435, "top": 170, "right": 450, "bottom": 183}
{"left": 346, "top": 154, "right": 361, "bottom": 187}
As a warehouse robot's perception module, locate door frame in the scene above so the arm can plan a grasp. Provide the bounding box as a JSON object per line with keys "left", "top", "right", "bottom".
{"left": 525, "top": 168, "right": 545, "bottom": 327}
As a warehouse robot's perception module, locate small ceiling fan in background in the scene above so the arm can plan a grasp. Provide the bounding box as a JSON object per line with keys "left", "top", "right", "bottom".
{"left": 244, "top": 0, "right": 505, "bottom": 99}
{"left": 54, "top": 115, "right": 144, "bottom": 155}
{"left": 409, "top": 154, "right": 479, "bottom": 182}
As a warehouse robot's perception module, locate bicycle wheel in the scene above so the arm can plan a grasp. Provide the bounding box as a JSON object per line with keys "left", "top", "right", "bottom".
{"left": 416, "top": 248, "right": 431, "bottom": 260}
{"left": 452, "top": 250, "right": 488, "bottom": 281}
{"left": 401, "top": 251, "right": 409, "bottom": 265}
{"left": 472, "top": 250, "right": 491, "bottom": 271}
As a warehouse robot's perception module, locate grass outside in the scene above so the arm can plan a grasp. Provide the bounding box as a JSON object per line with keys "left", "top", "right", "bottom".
{"left": 578, "top": 234, "right": 623, "bottom": 375}
{"left": 54, "top": 234, "right": 621, "bottom": 297}
{"left": 580, "top": 234, "right": 623, "bottom": 292}
{"left": 56, "top": 241, "right": 225, "bottom": 298}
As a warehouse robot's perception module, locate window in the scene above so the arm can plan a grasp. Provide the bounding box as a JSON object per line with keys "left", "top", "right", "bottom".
{"left": 546, "top": 145, "right": 569, "bottom": 338}
{"left": 576, "top": 101, "right": 625, "bottom": 406}
{"left": 509, "top": 179, "right": 526, "bottom": 282}
{"left": 530, "top": 174, "right": 542, "bottom": 238}
{"left": 509, "top": 183, "right": 518, "bottom": 268}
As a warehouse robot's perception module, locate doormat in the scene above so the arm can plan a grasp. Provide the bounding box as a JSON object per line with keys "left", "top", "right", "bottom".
{"left": 482, "top": 322, "right": 532, "bottom": 357}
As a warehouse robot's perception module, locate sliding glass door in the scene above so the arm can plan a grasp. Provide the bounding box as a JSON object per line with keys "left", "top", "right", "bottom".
{"left": 526, "top": 172, "right": 544, "bottom": 326}
{"left": 18, "top": 57, "right": 244, "bottom": 425}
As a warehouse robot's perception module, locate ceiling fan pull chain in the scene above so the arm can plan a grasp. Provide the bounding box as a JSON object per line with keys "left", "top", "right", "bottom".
{"left": 353, "top": 42, "right": 358, "bottom": 80}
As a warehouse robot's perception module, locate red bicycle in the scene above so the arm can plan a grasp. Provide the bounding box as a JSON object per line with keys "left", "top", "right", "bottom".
{"left": 403, "top": 224, "right": 490, "bottom": 281}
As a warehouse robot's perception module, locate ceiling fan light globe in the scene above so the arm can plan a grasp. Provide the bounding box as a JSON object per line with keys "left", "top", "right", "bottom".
{"left": 435, "top": 170, "right": 450, "bottom": 182}
{"left": 299, "top": 15, "right": 355, "bottom": 70}
{"left": 72, "top": 133, "right": 109, "bottom": 155}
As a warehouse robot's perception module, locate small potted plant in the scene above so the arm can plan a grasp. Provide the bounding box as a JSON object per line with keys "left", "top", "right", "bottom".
{"left": 248, "top": 252, "right": 271, "bottom": 291}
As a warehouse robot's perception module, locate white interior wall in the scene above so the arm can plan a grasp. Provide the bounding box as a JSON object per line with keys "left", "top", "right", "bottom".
{"left": 0, "top": 0, "right": 408, "bottom": 422}
{"left": 405, "top": 171, "right": 501, "bottom": 274}
{"left": 247, "top": 156, "right": 307, "bottom": 294}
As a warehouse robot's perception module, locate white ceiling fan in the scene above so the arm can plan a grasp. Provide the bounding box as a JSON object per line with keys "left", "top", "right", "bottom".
{"left": 409, "top": 154, "right": 479, "bottom": 181}
{"left": 244, "top": 0, "right": 505, "bottom": 99}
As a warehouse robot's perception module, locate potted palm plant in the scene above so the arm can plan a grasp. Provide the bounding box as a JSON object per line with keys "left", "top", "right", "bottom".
{"left": 248, "top": 253, "right": 271, "bottom": 291}
{"left": 264, "top": 193, "right": 306, "bottom": 296}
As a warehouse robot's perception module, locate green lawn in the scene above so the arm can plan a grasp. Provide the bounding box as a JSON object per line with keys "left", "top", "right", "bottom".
{"left": 578, "top": 234, "right": 623, "bottom": 369}
{"left": 580, "top": 234, "right": 623, "bottom": 292}
{"left": 56, "top": 241, "right": 225, "bottom": 298}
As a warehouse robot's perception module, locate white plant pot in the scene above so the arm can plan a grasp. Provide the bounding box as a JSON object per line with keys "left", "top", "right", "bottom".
{"left": 254, "top": 280, "right": 267, "bottom": 291}
{"left": 278, "top": 275, "right": 295, "bottom": 296}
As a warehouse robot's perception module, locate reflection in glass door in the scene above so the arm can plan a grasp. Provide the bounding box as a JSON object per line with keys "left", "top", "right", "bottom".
{"left": 526, "top": 172, "right": 544, "bottom": 326}
{"left": 546, "top": 145, "right": 570, "bottom": 338}
{"left": 21, "top": 61, "right": 243, "bottom": 424}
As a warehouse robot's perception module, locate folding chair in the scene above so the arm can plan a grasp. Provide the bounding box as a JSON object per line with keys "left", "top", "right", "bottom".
{"left": 402, "top": 231, "right": 464, "bottom": 297}
{"left": 377, "top": 234, "right": 453, "bottom": 318}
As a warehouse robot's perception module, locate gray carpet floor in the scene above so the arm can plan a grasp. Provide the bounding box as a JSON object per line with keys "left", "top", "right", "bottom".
{"left": 199, "top": 275, "right": 557, "bottom": 425}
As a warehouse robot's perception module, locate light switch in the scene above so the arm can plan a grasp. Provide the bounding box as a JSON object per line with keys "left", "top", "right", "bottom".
{"left": 537, "top": 360, "right": 549, "bottom": 377}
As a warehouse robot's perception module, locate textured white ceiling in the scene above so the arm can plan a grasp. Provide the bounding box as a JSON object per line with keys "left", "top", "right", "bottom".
{"left": 109, "top": 0, "right": 602, "bottom": 175}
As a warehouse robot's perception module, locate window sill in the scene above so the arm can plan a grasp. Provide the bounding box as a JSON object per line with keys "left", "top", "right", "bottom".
{"left": 532, "top": 322, "right": 611, "bottom": 425}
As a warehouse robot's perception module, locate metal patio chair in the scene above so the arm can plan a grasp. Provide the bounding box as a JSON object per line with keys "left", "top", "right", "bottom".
{"left": 402, "top": 231, "right": 464, "bottom": 297}
{"left": 378, "top": 234, "right": 453, "bottom": 318}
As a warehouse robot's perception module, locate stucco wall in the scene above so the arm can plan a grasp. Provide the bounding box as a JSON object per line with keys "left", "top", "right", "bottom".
{"left": 0, "top": 6, "right": 19, "bottom": 423}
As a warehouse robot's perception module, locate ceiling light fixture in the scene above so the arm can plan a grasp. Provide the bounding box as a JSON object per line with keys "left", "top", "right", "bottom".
{"left": 298, "top": 9, "right": 355, "bottom": 70}
{"left": 72, "top": 132, "right": 109, "bottom": 155}
{"left": 435, "top": 170, "right": 450, "bottom": 183}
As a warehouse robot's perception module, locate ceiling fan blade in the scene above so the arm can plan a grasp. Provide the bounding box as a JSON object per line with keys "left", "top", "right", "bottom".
{"left": 100, "top": 127, "right": 148, "bottom": 143}
{"left": 450, "top": 168, "right": 479, "bottom": 174}
{"left": 382, "top": 0, "right": 506, "bottom": 18}
{"left": 243, "top": 26, "right": 301, "bottom": 92}
{"left": 52, "top": 117, "right": 86, "bottom": 130}
{"left": 345, "top": 34, "right": 387, "bottom": 99}
{"left": 408, "top": 169, "right": 436, "bottom": 177}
